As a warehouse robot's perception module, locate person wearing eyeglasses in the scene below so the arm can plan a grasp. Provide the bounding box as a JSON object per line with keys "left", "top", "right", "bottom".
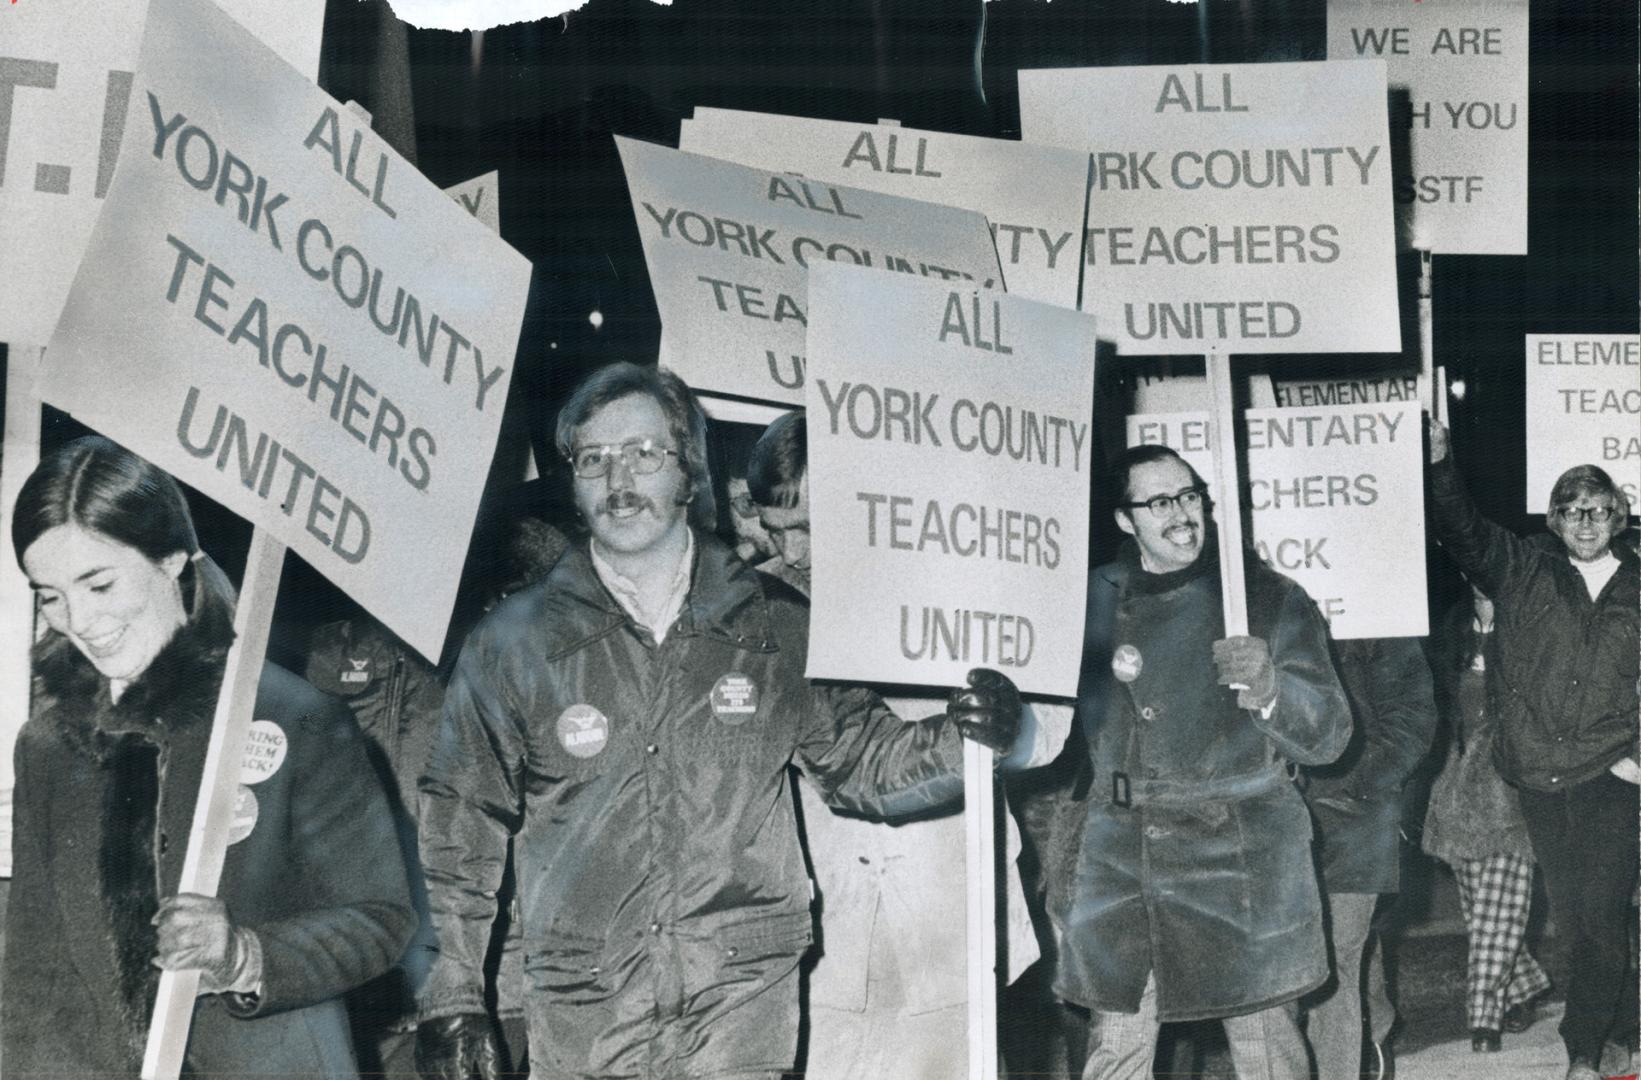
{"left": 1427, "top": 422, "right": 1639, "bottom": 1080}
{"left": 411, "top": 362, "right": 1025, "bottom": 1080}
{"left": 1052, "top": 443, "right": 1350, "bottom": 1080}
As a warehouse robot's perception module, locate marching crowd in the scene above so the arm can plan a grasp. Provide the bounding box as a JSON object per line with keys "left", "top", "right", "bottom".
{"left": 0, "top": 360, "right": 1635, "bottom": 1080}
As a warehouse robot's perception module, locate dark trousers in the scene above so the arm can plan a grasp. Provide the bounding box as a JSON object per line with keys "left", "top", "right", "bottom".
{"left": 1519, "top": 769, "right": 1640, "bottom": 1063}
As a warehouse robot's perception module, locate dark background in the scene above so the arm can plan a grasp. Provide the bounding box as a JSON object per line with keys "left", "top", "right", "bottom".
{"left": 11, "top": 0, "right": 1638, "bottom": 653}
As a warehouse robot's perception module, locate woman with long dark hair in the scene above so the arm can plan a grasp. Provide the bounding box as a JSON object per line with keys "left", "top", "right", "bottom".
{"left": 2, "top": 436, "right": 414, "bottom": 1077}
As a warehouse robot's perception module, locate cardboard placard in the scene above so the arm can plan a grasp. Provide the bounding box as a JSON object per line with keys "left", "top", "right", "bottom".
{"left": 1271, "top": 370, "right": 1426, "bottom": 409}
{"left": 443, "top": 169, "right": 500, "bottom": 234}
{"left": 1132, "top": 370, "right": 1277, "bottom": 413}
{"left": 1128, "top": 400, "right": 1427, "bottom": 638}
{"left": 679, "top": 107, "right": 1088, "bottom": 308}
{"left": 39, "top": 0, "right": 534, "bottom": 661}
{"left": 804, "top": 264, "right": 1096, "bottom": 697}
{"left": 0, "top": 0, "right": 326, "bottom": 344}
{"left": 615, "top": 136, "right": 1002, "bottom": 406}
{"left": 1327, "top": 0, "right": 1529, "bottom": 255}
{"left": 1018, "top": 61, "right": 1400, "bottom": 356}
{"left": 1524, "top": 334, "right": 1641, "bottom": 509}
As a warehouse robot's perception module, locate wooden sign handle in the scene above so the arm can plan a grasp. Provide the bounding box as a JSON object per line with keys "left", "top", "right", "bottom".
{"left": 0, "top": 346, "right": 45, "bottom": 879}
{"left": 1207, "top": 350, "right": 1249, "bottom": 637}
{"left": 142, "top": 529, "right": 286, "bottom": 1080}
{"left": 964, "top": 739, "right": 999, "bottom": 1080}
{"left": 1417, "top": 249, "right": 1435, "bottom": 417}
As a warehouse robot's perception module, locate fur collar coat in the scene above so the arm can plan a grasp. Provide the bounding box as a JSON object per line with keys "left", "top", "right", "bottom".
{"left": 2, "top": 579, "right": 414, "bottom": 1078}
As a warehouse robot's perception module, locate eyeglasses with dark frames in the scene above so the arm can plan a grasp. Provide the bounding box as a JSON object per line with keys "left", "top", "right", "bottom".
{"left": 1554, "top": 504, "right": 1617, "bottom": 525}
{"left": 1121, "top": 485, "right": 1207, "bottom": 519}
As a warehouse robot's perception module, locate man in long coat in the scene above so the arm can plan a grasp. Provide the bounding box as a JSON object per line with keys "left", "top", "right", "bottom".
{"left": 1054, "top": 445, "right": 1351, "bottom": 1080}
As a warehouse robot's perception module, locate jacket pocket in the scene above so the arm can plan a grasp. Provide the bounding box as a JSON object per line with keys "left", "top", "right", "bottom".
{"left": 524, "top": 929, "right": 616, "bottom": 1005}
{"left": 678, "top": 908, "right": 813, "bottom": 1002}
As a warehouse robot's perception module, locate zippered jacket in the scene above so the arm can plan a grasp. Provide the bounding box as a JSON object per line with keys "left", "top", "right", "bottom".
{"left": 417, "top": 533, "right": 966, "bottom": 1077}
{"left": 1428, "top": 458, "right": 1640, "bottom": 793}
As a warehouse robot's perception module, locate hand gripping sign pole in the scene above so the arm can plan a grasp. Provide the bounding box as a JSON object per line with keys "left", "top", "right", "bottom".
{"left": 1207, "top": 351, "right": 1250, "bottom": 637}
{"left": 964, "top": 739, "right": 1000, "bottom": 1080}
{"left": 0, "top": 347, "right": 45, "bottom": 878}
{"left": 1417, "top": 250, "right": 1436, "bottom": 417}
{"left": 142, "top": 531, "right": 285, "bottom": 1080}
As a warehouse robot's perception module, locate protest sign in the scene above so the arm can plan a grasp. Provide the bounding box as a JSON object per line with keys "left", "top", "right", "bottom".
{"left": 1272, "top": 369, "right": 1425, "bottom": 408}
{"left": 444, "top": 169, "right": 500, "bottom": 234}
{"left": 1328, "top": 0, "right": 1528, "bottom": 255}
{"left": 804, "top": 263, "right": 1095, "bottom": 696}
{"left": 1132, "top": 370, "right": 1276, "bottom": 413}
{"left": 616, "top": 136, "right": 1002, "bottom": 406}
{"left": 1018, "top": 61, "right": 1400, "bottom": 356}
{"left": 40, "top": 0, "right": 533, "bottom": 662}
{"left": 1128, "top": 399, "right": 1427, "bottom": 638}
{"left": 679, "top": 107, "right": 1088, "bottom": 308}
{"left": 0, "top": 349, "right": 43, "bottom": 878}
{"left": 0, "top": 0, "right": 325, "bottom": 344}
{"left": 1524, "top": 334, "right": 1640, "bottom": 509}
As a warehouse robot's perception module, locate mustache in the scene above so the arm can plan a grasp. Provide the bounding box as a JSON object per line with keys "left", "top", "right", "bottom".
{"left": 600, "top": 491, "right": 656, "bottom": 515}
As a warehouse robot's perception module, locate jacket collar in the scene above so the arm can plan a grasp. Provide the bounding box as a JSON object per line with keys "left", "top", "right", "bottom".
{"left": 549, "top": 530, "right": 775, "bottom": 652}
{"left": 34, "top": 574, "right": 235, "bottom": 761}
{"left": 1104, "top": 526, "right": 1222, "bottom": 597}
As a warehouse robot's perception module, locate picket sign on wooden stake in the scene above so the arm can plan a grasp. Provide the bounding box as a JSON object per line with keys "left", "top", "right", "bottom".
{"left": 964, "top": 739, "right": 999, "bottom": 1080}
{"left": 1418, "top": 250, "right": 1435, "bottom": 417}
{"left": 1207, "top": 350, "right": 1249, "bottom": 637}
{"left": 0, "top": 347, "right": 45, "bottom": 878}
{"left": 142, "top": 531, "right": 287, "bottom": 1080}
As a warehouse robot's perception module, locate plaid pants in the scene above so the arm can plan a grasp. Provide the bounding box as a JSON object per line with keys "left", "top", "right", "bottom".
{"left": 1453, "top": 853, "right": 1552, "bottom": 1031}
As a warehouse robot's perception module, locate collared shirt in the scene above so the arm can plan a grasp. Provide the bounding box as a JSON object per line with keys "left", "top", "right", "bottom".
{"left": 590, "top": 530, "right": 694, "bottom": 644}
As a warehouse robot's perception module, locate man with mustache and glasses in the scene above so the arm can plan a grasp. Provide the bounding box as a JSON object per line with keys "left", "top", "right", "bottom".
{"left": 1427, "top": 423, "right": 1639, "bottom": 1080}
{"left": 411, "top": 363, "right": 1026, "bottom": 1080}
{"left": 1052, "top": 444, "right": 1351, "bottom": 1080}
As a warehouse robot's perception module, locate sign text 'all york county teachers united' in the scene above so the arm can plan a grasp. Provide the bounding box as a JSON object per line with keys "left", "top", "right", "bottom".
{"left": 616, "top": 136, "right": 1002, "bottom": 407}
{"left": 1524, "top": 334, "right": 1640, "bottom": 511}
{"left": 679, "top": 107, "right": 1089, "bottom": 309}
{"left": 1128, "top": 400, "right": 1427, "bottom": 639}
{"left": 804, "top": 263, "right": 1097, "bottom": 697}
{"left": 0, "top": 0, "right": 325, "bottom": 345}
{"left": 1328, "top": 0, "right": 1528, "bottom": 255}
{"left": 1018, "top": 61, "right": 1400, "bottom": 357}
{"left": 40, "top": 0, "right": 533, "bottom": 661}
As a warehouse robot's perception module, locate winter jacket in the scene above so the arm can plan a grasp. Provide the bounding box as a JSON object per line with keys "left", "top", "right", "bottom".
{"left": 304, "top": 618, "right": 525, "bottom": 1033}
{"left": 416, "top": 533, "right": 967, "bottom": 1079}
{"left": 2, "top": 573, "right": 414, "bottom": 1078}
{"left": 1422, "top": 598, "right": 1537, "bottom": 863}
{"left": 1428, "top": 458, "right": 1640, "bottom": 792}
{"left": 1303, "top": 635, "right": 1437, "bottom": 894}
{"left": 1054, "top": 538, "right": 1351, "bottom": 1021}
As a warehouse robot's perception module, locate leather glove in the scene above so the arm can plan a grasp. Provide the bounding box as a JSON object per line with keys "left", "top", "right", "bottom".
{"left": 1212, "top": 636, "right": 1278, "bottom": 712}
{"left": 415, "top": 1014, "right": 502, "bottom": 1080}
{"left": 152, "top": 893, "right": 258, "bottom": 994}
{"left": 948, "top": 667, "right": 1022, "bottom": 753}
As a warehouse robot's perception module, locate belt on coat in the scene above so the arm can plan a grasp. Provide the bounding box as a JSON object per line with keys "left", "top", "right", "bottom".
{"left": 1111, "top": 763, "right": 1289, "bottom": 808}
